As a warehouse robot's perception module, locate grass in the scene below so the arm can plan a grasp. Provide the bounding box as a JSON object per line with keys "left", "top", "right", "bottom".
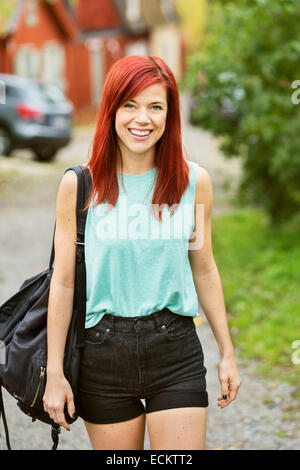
{"left": 212, "top": 206, "right": 300, "bottom": 398}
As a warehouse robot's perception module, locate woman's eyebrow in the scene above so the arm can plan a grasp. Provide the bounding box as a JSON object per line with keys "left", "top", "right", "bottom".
{"left": 129, "top": 99, "right": 167, "bottom": 105}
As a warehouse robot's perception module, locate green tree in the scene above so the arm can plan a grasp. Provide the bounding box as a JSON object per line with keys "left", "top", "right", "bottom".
{"left": 181, "top": 0, "right": 300, "bottom": 225}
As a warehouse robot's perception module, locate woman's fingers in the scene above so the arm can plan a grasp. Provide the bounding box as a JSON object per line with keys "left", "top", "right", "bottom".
{"left": 54, "top": 408, "right": 70, "bottom": 431}
{"left": 217, "top": 378, "right": 242, "bottom": 408}
{"left": 219, "top": 375, "right": 229, "bottom": 406}
{"left": 46, "top": 406, "right": 57, "bottom": 423}
{"left": 66, "top": 393, "right": 76, "bottom": 420}
{"left": 43, "top": 401, "right": 70, "bottom": 431}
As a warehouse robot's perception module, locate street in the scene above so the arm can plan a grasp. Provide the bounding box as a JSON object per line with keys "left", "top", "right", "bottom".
{"left": 0, "top": 94, "right": 298, "bottom": 450}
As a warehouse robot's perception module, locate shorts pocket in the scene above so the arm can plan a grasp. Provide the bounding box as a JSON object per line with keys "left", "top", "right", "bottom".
{"left": 164, "top": 315, "right": 195, "bottom": 341}
{"left": 84, "top": 322, "right": 111, "bottom": 345}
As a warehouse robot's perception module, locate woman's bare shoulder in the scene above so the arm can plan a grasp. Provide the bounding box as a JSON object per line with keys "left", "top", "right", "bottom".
{"left": 195, "top": 165, "right": 213, "bottom": 193}
{"left": 193, "top": 164, "right": 213, "bottom": 214}
{"left": 187, "top": 160, "right": 211, "bottom": 187}
{"left": 56, "top": 170, "right": 78, "bottom": 217}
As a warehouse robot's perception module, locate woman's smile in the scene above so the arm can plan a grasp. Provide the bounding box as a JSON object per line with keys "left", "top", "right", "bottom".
{"left": 128, "top": 128, "right": 154, "bottom": 140}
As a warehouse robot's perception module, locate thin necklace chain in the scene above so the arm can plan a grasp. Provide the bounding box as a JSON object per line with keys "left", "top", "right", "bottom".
{"left": 119, "top": 169, "right": 157, "bottom": 205}
{"left": 143, "top": 170, "right": 157, "bottom": 204}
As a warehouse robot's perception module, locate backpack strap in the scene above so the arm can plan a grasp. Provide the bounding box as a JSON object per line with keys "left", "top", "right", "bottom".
{"left": 51, "top": 165, "right": 92, "bottom": 347}
{"left": 48, "top": 165, "right": 92, "bottom": 270}
{"left": 73, "top": 165, "right": 92, "bottom": 242}
{"left": 48, "top": 223, "right": 56, "bottom": 271}
{"left": 51, "top": 425, "right": 61, "bottom": 451}
{"left": 70, "top": 165, "right": 92, "bottom": 347}
{"left": 0, "top": 380, "right": 11, "bottom": 450}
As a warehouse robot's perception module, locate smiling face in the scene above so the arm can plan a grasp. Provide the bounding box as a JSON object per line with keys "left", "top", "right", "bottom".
{"left": 115, "top": 83, "right": 168, "bottom": 166}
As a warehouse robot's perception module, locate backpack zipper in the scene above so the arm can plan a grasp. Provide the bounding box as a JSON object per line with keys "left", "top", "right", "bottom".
{"left": 30, "top": 366, "right": 46, "bottom": 407}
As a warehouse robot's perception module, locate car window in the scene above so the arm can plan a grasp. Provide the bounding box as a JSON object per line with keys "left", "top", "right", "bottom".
{"left": 4, "top": 84, "right": 23, "bottom": 99}
{"left": 0, "top": 79, "right": 68, "bottom": 104}
{"left": 40, "top": 83, "right": 67, "bottom": 104}
{"left": 21, "top": 82, "right": 67, "bottom": 104}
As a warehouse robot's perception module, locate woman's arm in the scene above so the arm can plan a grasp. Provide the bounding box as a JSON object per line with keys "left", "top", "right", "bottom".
{"left": 188, "top": 166, "right": 242, "bottom": 408}
{"left": 43, "top": 170, "right": 78, "bottom": 430}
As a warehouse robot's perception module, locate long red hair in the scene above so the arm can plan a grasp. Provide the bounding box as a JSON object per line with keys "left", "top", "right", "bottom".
{"left": 83, "top": 55, "right": 189, "bottom": 221}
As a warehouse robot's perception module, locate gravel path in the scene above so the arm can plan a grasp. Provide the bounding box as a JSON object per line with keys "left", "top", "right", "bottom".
{"left": 0, "top": 93, "right": 299, "bottom": 450}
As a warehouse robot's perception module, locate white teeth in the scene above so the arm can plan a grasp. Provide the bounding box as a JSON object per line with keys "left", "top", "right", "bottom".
{"left": 129, "top": 129, "right": 151, "bottom": 136}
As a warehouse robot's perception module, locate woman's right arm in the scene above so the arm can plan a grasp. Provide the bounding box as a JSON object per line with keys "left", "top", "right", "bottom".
{"left": 43, "top": 170, "right": 78, "bottom": 431}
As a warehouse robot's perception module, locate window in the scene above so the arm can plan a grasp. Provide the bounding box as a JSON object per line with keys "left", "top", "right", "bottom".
{"left": 126, "top": 0, "right": 141, "bottom": 23}
{"left": 14, "top": 46, "right": 40, "bottom": 79}
{"left": 4, "top": 84, "right": 22, "bottom": 99}
{"left": 25, "top": 83, "right": 67, "bottom": 105}
{"left": 40, "top": 83, "right": 67, "bottom": 104}
{"left": 88, "top": 41, "right": 104, "bottom": 108}
{"left": 41, "top": 42, "right": 65, "bottom": 91}
{"left": 26, "top": 0, "right": 38, "bottom": 27}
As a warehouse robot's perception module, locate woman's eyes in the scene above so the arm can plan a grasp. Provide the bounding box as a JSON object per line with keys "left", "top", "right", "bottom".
{"left": 124, "top": 104, "right": 162, "bottom": 111}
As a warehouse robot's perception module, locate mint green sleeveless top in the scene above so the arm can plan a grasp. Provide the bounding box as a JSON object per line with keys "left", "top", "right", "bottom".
{"left": 84, "top": 160, "right": 200, "bottom": 328}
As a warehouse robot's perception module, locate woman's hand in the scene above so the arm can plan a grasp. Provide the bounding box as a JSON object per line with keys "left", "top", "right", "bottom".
{"left": 217, "top": 355, "right": 242, "bottom": 408}
{"left": 43, "top": 372, "right": 75, "bottom": 431}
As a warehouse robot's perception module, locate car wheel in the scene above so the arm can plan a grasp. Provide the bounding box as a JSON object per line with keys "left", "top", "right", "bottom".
{"left": 33, "top": 147, "right": 58, "bottom": 162}
{"left": 0, "top": 126, "right": 13, "bottom": 157}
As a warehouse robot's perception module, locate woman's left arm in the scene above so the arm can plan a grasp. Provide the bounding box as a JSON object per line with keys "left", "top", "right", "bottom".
{"left": 188, "top": 166, "right": 242, "bottom": 408}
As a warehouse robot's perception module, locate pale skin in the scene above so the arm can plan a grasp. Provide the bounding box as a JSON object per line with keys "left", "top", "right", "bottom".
{"left": 43, "top": 83, "right": 242, "bottom": 450}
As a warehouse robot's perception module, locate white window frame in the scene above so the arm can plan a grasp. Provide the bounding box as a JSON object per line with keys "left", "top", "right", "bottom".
{"left": 41, "top": 41, "right": 66, "bottom": 91}
{"left": 14, "top": 44, "right": 40, "bottom": 79}
{"left": 86, "top": 38, "right": 104, "bottom": 108}
{"left": 126, "top": 0, "right": 141, "bottom": 23}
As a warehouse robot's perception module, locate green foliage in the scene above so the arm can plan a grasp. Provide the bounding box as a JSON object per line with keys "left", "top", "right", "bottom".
{"left": 180, "top": 0, "right": 300, "bottom": 225}
{"left": 212, "top": 207, "right": 300, "bottom": 387}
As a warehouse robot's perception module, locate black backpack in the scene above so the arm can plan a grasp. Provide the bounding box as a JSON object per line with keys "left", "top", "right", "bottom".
{"left": 0, "top": 164, "right": 92, "bottom": 450}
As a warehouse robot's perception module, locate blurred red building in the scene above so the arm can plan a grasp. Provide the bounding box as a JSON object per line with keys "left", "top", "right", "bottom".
{"left": 0, "top": 0, "right": 184, "bottom": 109}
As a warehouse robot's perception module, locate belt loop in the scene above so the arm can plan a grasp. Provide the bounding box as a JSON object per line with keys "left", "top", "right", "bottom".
{"left": 109, "top": 314, "right": 116, "bottom": 335}
{"left": 161, "top": 307, "right": 172, "bottom": 327}
{"left": 152, "top": 308, "right": 165, "bottom": 329}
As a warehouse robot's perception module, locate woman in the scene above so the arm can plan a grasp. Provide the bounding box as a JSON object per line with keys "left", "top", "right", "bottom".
{"left": 43, "top": 55, "right": 242, "bottom": 450}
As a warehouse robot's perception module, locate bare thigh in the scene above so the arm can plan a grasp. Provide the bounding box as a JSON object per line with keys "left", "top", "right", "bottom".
{"left": 146, "top": 407, "right": 207, "bottom": 450}
{"left": 84, "top": 413, "right": 146, "bottom": 450}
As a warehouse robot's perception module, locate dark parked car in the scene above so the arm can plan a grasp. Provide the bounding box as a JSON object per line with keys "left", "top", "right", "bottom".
{"left": 0, "top": 73, "right": 73, "bottom": 162}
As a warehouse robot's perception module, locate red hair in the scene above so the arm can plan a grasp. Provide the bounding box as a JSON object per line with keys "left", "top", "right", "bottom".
{"left": 83, "top": 55, "right": 189, "bottom": 221}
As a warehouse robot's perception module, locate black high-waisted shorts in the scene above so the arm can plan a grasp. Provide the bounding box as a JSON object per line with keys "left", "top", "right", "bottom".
{"left": 77, "top": 307, "right": 209, "bottom": 424}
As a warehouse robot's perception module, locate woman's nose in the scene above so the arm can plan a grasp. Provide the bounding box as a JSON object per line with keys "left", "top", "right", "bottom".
{"left": 134, "top": 108, "right": 151, "bottom": 123}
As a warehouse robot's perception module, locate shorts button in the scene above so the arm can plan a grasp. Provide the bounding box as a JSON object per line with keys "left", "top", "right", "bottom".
{"left": 106, "top": 328, "right": 110, "bottom": 333}
{"left": 161, "top": 324, "right": 166, "bottom": 329}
